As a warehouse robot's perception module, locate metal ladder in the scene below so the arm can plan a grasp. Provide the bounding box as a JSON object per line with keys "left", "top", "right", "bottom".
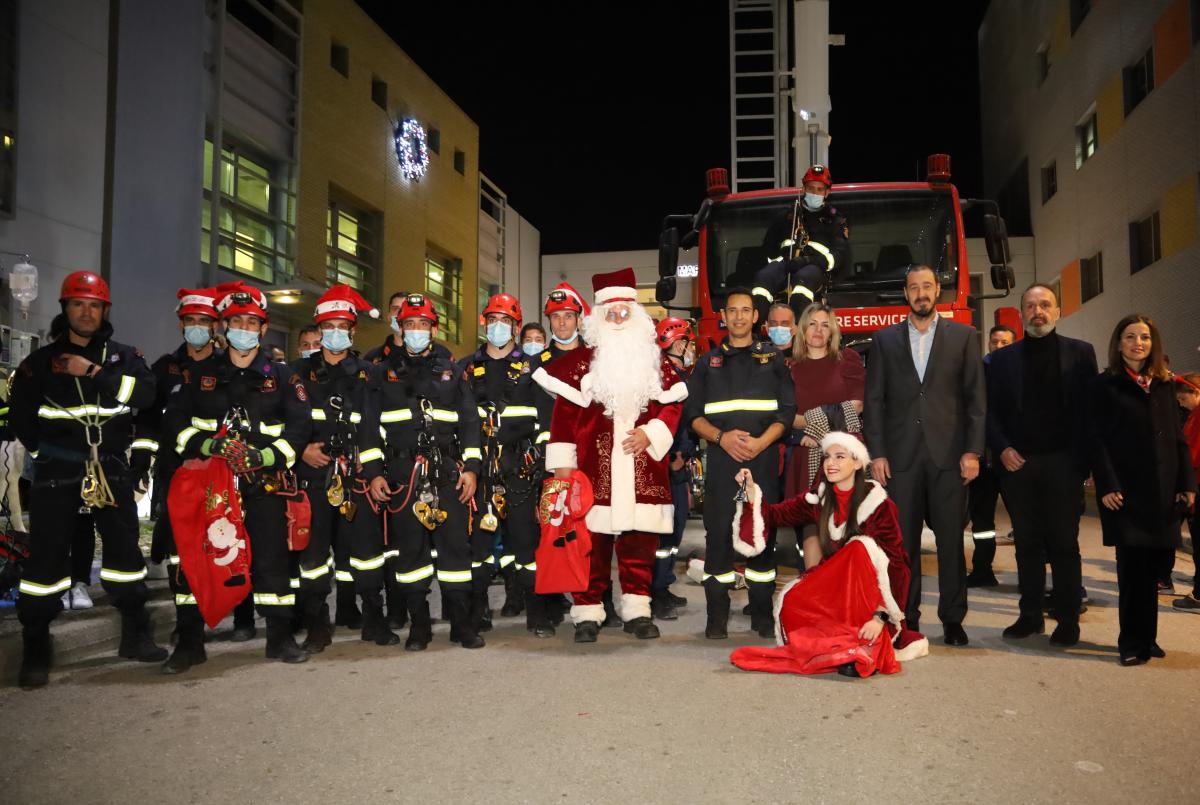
{"left": 728, "top": 0, "right": 790, "bottom": 193}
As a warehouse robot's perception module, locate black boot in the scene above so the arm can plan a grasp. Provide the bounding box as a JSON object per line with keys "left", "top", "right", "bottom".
{"left": 525, "top": 587, "right": 556, "bottom": 638}
{"left": 18, "top": 626, "right": 51, "bottom": 690}
{"left": 650, "top": 589, "right": 678, "bottom": 620}
{"left": 386, "top": 580, "right": 407, "bottom": 630}
{"left": 447, "top": 592, "right": 485, "bottom": 649}
{"left": 574, "top": 621, "right": 600, "bottom": 643}
{"left": 623, "top": 617, "right": 661, "bottom": 639}
{"left": 547, "top": 593, "right": 568, "bottom": 625}
{"left": 301, "top": 599, "right": 333, "bottom": 654}
{"left": 360, "top": 594, "right": 400, "bottom": 646}
{"left": 336, "top": 581, "right": 364, "bottom": 630}
{"left": 162, "top": 609, "right": 207, "bottom": 675}
{"left": 118, "top": 607, "right": 169, "bottom": 662}
{"left": 704, "top": 580, "right": 731, "bottom": 639}
{"left": 230, "top": 594, "right": 256, "bottom": 642}
{"left": 472, "top": 577, "right": 493, "bottom": 633}
{"left": 500, "top": 568, "right": 524, "bottom": 617}
{"left": 265, "top": 616, "right": 310, "bottom": 663}
{"left": 748, "top": 582, "right": 776, "bottom": 639}
{"left": 405, "top": 595, "right": 432, "bottom": 652}
{"left": 601, "top": 586, "right": 622, "bottom": 628}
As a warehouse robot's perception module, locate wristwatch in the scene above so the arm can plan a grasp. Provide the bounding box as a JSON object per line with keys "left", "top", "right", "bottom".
{"left": 873, "top": 611, "right": 891, "bottom": 624}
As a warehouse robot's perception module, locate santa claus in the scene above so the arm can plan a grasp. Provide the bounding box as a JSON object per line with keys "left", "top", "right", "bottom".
{"left": 534, "top": 268, "right": 687, "bottom": 642}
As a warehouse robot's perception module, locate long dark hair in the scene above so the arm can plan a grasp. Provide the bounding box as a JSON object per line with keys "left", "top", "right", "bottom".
{"left": 1107, "top": 313, "right": 1168, "bottom": 381}
{"left": 815, "top": 467, "right": 870, "bottom": 558}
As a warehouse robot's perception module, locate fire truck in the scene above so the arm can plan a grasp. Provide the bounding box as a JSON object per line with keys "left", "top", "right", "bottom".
{"left": 655, "top": 154, "right": 1017, "bottom": 353}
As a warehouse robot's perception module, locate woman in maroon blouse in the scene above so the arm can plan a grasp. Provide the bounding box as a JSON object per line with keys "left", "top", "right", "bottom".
{"left": 784, "top": 304, "right": 866, "bottom": 499}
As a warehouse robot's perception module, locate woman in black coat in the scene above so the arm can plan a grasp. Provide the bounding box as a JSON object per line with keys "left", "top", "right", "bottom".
{"left": 1090, "top": 314, "right": 1197, "bottom": 666}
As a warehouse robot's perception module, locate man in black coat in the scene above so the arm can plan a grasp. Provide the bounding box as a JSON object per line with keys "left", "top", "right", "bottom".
{"left": 864, "top": 265, "right": 985, "bottom": 646}
{"left": 986, "top": 284, "right": 1097, "bottom": 647}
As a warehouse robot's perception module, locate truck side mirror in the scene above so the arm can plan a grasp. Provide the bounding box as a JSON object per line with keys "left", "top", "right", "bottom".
{"left": 983, "top": 214, "right": 1011, "bottom": 265}
{"left": 655, "top": 276, "right": 677, "bottom": 304}
{"left": 989, "top": 264, "right": 1015, "bottom": 291}
{"left": 658, "top": 227, "right": 680, "bottom": 278}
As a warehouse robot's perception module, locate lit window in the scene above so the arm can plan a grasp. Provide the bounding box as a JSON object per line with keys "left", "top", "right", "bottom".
{"left": 425, "top": 256, "right": 462, "bottom": 343}
{"left": 326, "top": 198, "right": 381, "bottom": 305}
{"left": 1075, "top": 113, "right": 1097, "bottom": 168}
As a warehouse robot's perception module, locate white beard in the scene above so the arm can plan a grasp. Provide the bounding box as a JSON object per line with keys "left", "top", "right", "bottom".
{"left": 582, "top": 303, "right": 662, "bottom": 421}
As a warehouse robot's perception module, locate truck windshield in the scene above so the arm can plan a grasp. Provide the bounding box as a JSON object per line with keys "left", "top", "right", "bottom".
{"left": 705, "top": 189, "right": 959, "bottom": 306}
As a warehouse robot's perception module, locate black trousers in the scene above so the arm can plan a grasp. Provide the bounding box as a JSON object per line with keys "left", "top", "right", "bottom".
{"left": 967, "top": 464, "right": 1001, "bottom": 573}
{"left": 1115, "top": 544, "right": 1173, "bottom": 657}
{"left": 703, "top": 445, "right": 778, "bottom": 590}
{"left": 887, "top": 442, "right": 968, "bottom": 629}
{"left": 999, "top": 451, "right": 1083, "bottom": 624}
{"left": 483, "top": 450, "right": 540, "bottom": 588}
{"left": 71, "top": 511, "right": 96, "bottom": 585}
{"left": 296, "top": 487, "right": 346, "bottom": 602}
{"left": 385, "top": 472, "right": 473, "bottom": 595}
{"left": 1190, "top": 509, "right": 1200, "bottom": 597}
{"left": 18, "top": 457, "right": 147, "bottom": 627}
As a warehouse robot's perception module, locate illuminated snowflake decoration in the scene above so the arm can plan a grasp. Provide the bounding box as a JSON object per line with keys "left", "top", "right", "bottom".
{"left": 395, "top": 118, "right": 430, "bottom": 180}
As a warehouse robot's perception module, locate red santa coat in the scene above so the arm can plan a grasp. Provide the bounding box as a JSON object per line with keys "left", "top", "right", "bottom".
{"left": 534, "top": 346, "right": 686, "bottom": 535}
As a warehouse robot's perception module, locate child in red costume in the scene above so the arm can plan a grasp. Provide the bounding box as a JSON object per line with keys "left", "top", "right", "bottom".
{"left": 729, "top": 431, "right": 929, "bottom": 677}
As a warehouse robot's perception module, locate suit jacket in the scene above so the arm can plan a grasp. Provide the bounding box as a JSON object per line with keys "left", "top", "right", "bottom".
{"left": 864, "top": 318, "right": 985, "bottom": 471}
{"left": 985, "top": 331, "right": 1097, "bottom": 480}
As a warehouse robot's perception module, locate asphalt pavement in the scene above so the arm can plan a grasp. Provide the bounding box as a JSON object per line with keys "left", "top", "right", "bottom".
{"left": 1, "top": 511, "right": 1197, "bottom": 805}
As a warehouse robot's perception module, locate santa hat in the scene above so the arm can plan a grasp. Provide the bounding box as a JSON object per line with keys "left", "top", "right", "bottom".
{"left": 819, "top": 431, "right": 871, "bottom": 468}
{"left": 591, "top": 267, "right": 638, "bottom": 307}
{"left": 315, "top": 284, "right": 380, "bottom": 324}
{"left": 544, "top": 281, "right": 591, "bottom": 316}
{"left": 176, "top": 287, "right": 218, "bottom": 318}
{"left": 214, "top": 280, "right": 268, "bottom": 321}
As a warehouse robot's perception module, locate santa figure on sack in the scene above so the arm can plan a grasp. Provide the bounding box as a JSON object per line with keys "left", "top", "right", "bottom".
{"left": 535, "top": 268, "right": 687, "bottom": 643}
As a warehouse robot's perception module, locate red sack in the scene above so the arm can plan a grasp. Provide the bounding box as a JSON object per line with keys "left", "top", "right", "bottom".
{"left": 534, "top": 471, "right": 594, "bottom": 594}
{"left": 168, "top": 458, "right": 252, "bottom": 629}
{"left": 730, "top": 540, "right": 900, "bottom": 677}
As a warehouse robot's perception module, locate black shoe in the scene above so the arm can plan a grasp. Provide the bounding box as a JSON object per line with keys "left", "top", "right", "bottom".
{"left": 229, "top": 623, "right": 257, "bottom": 642}
{"left": 666, "top": 591, "right": 688, "bottom": 608}
{"left": 264, "top": 618, "right": 310, "bottom": 663}
{"left": 499, "top": 570, "right": 524, "bottom": 617}
{"left": 523, "top": 588, "right": 555, "bottom": 638}
{"left": 360, "top": 597, "right": 401, "bottom": 647}
{"left": 301, "top": 603, "right": 333, "bottom": 654}
{"left": 650, "top": 592, "right": 678, "bottom": 621}
{"left": 965, "top": 570, "right": 999, "bottom": 588}
{"left": 943, "top": 623, "right": 969, "bottom": 646}
{"left": 18, "top": 628, "right": 51, "bottom": 690}
{"left": 447, "top": 593, "right": 485, "bottom": 649}
{"left": 1119, "top": 653, "right": 1147, "bottom": 667}
{"left": 336, "top": 582, "right": 364, "bottom": 629}
{"left": 623, "top": 617, "right": 660, "bottom": 640}
{"left": 574, "top": 621, "right": 600, "bottom": 643}
{"left": 404, "top": 598, "right": 432, "bottom": 651}
{"left": 836, "top": 662, "right": 862, "bottom": 678}
{"left": 385, "top": 589, "right": 407, "bottom": 631}
{"left": 1148, "top": 643, "right": 1166, "bottom": 659}
{"left": 1049, "top": 623, "right": 1080, "bottom": 647}
{"left": 118, "top": 609, "right": 169, "bottom": 663}
{"left": 1172, "top": 594, "right": 1200, "bottom": 612}
{"left": 1002, "top": 616, "right": 1045, "bottom": 639}
{"left": 741, "top": 603, "right": 752, "bottom": 616}
{"left": 161, "top": 638, "right": 207, "bottom": 675}
{"left": 752, "top": 613, "right": 776, "bottom": 639}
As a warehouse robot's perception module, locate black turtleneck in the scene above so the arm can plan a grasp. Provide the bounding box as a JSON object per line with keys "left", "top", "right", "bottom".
{"left": 1018, "top": 329, "right": 1067, "bottom": 454}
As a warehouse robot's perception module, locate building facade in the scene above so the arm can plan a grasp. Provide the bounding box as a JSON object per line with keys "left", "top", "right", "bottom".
{"left": 979, "top": 0, "right": 1200, "bottom": 363}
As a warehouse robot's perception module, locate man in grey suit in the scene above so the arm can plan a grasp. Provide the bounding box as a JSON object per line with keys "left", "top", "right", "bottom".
{"left": 864, "top": 265, "right": 986, "bottom": 646}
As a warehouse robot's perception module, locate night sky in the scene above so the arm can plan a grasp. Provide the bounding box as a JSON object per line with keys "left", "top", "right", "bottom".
{"left": 357, "top": 1, "right": 990, "bottom": 254}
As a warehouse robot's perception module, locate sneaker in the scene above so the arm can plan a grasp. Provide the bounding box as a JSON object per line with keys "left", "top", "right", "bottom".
{"left": 68, "top": 582, "right": 93, "bottom": 610}
{"left": 1172, "top": 594, "right": 1200, "bottom": 612}
{"left": 1157, "top": 579, "right": 1175, "bottom": 595}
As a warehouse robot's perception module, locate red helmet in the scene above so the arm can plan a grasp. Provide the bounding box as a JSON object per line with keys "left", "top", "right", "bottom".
{"left": 214, "top": 280, "right": 269, "bottom": 321}
{"left": 60, "top": 271, "right": 111, "bottom": 304}
{"left": 655, "top": 317, "right": 692, "bottom": 350}
{"left": 802, "top": 163, "right": 832, "bottom": 188}
{"left": 398, "top": 292, "right": 438, "bottom": 325}
{"left": 544, "top": 282, "right": 589, "bottom": 316}
{"left": 479, "top": 292, "right": 522, "bottom": 327}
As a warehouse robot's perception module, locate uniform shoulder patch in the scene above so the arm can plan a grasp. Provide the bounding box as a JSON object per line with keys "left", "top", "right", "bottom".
{"left": 295, "top": 382, "right": 308, "bottom": 402}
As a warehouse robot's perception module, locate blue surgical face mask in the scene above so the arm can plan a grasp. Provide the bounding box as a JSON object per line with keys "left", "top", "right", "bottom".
{"left": 183, "top": 325, "right": 211, "bottom": 349}
{"left": 802, "top": 192, "right": 825, "bottom": 211}
{"left": 321, "top": 328, "right": 353, "bottom": 353}
{"left": 522, "top": 341, "right": 545, "bottom": 356}
{"left": 550, "top": 331, "right": 578, "bottom": 345}
{"left": 389, "top": 315, "right": 401, "bottom": 335}
{"left": 768, "top": 326, "right": 793, "bottom": 347}
{"left": 486, "top": 321, "right": 513, "bottom": 348}
{"left": 404, "top": 329, "right": 431, "bottom": 353}
{"left": 300, "top": 348, "right": 319, "bottom": 359}
{"left": 226, "top": 327, "right": 260, "bottom": 352}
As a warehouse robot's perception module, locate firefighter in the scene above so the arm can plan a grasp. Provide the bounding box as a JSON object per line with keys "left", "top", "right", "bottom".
{"left": 289, "top": 285, "right": 380, "bottom": 652}
{"left": 752, "top": 163, "right": 849, "bottom": 323}
{"left": 162, "top": 280, "right": 312, "bottom": 667}
{"left": 684, "top": 287, "right": 795, "bottom": 639}
{"left": 358, "top": 293, "right": 483, "bottom": 650}
{"left": 459, "top": 293, "right": 557, "bottom": 637}
{"left": 10, "top": 271, "right": 163, "bottom": 689}
{"left": 651, "top": 317, "right": 697, "bottom": 620}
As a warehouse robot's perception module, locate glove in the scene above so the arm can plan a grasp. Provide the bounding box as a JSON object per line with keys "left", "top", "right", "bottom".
{"left": 229, "top": 446, "right": 274, "bottom": 475}
{"left": 202, "top": 436, "right": 238, "bottom": 458}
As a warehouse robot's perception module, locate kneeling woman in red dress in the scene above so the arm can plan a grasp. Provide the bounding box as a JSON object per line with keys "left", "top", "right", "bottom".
{"left": 729, "top": 432, "right": 929, "bottom": 677}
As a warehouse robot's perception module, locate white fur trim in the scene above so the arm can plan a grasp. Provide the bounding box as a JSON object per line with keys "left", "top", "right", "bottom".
{"left": 641, "top": 418, "right": 674, "bottom": 462}
{"left": 619, "top": 593, "right": 651, "bottom": 621}
{"left": 545, "top": 442, "right": 577, "bottom": 471}
{"left": 804, "top": 482, "right": 825, "bottom": 505}
{"left": 820, "top": 431, "right": 871, "bottom": 467}
{"left": 732, "top": 488, "right": 767, "bottom": 558}
{"left": 656, "top": 380, "right": 689, "bottom": 405}
{"left": 532, "top": 366, "right": 590, "bottom": 407}
{"left": 824, "top": 481, "right": 889, "bottom": 542}
{"left": 893, "top": 636, "right": 930, "bottom": 662}
{"left": 585, "top": 503, "right": 674, "bottom": 536}
{"left": 570, "top": 603, "right": 606, "bottom": 626}
{"left": 177, "top": 293, "right": 216, "bottom": 311}
{"left": 772, "top": 577, "right": 803, "bottom": 646}
{"left": 594, "top": 286, "right": 638, "bottom": 305}
{"left": 846, "top": 536, "right": 905, "bottom": 627}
